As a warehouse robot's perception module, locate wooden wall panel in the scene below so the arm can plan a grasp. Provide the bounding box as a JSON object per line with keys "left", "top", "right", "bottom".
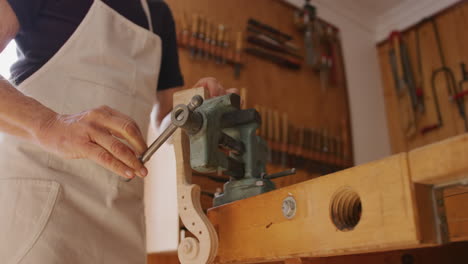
{"left": 378, "top": 2, "right": 468, "bottom": 153}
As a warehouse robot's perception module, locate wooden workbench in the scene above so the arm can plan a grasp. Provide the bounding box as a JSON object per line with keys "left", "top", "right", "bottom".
{"left": 148, "top": 86, "right": 468, "bottom": 263}
{"left": 206, "top": 134, "right": 468, "bottom": 263}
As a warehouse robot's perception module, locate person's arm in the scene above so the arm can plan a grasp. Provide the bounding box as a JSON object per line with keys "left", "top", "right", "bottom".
{"left": 0, "top": 0, "right": 148, "bottom": 179}
{"left": 0, "top": 0, "right": 32, "bottom": 139}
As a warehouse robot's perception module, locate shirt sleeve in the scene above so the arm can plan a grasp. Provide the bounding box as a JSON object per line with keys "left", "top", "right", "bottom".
{"left": 148, "top": 0, "right": 184, "bottom": 92}
{"left": 7, "top": 0, "right": 44, "bottom": 31}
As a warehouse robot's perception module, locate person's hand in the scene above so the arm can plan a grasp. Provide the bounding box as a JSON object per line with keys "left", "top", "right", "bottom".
{"left": 34, "top": 106, "right": 148, "bottom": 180}
{"left": 192, "top": 77, "right": 238, "bottom": 98}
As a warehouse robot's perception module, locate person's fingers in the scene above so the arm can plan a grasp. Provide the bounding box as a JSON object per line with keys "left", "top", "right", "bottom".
{"left": 90, "top": 128, "right": 147, "bottom": 178}
{"left": 226, "top": 88, "right": 239, "bottom": 94}
{"left": 194, "top": 77, "right": 223, "bottom": 98}
{"left": 88, "top": 106, "right": 147, "bottom": 155}
{"left": 84, "top": 142, "right": 136, "bottom": 179}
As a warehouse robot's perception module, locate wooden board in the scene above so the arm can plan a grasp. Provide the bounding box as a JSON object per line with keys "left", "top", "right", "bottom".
{"left": 409, "top": 134, "right": 468, "bottom": 185}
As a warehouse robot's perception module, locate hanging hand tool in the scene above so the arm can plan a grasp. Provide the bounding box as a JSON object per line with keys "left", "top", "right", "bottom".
{"left": 272, "top": 110, "right": 281, "bottom": 164}
{"left": 389, "top": 31, "right": 417, "bottom": 137}
{"left": 295, "top": 127, "right": 305, "bottom": 170}
{"left": 451, "top": 63, "right": 468, "bottom": 101}
{"left": 178, "top": 13, "right": 190, "bottom": 48}
{"left": 422, "top": 19, "right": 468, "bottom": 133}
{"left": 203, "top": 19, "right": 213, "bottom": 60}
{"left": 295, "top": 0, "right": 319, "bottom": 67}
{"left": 266, "top": 108, "right": 275, "bottom": 164}
{"left": 414, "top": 24, "right": 426, "bottom": 111}
{"left": 244, "top": 47, "right": 301, "bottom": 70}
{"left": 246, "top": 26, "right": 300, "bottom": 54}
{"left": 328, "top": 27, "right": 342, "bottom": 87}
{"left": 209, "top": 23, "right": 218, "bottom": 61}
{"left": 287, "top": 124, "right": 295, "bottom": 168}
{"left": 280, "top": 113, "right": 289, "bottom": 168}
{"left": 234, "top": 31, "right": 243, "bottom": 78}
{"left": 246, "top": 35, "right": 302, "bottom": 59}
{"left": 248, "top": 18, "right": 293, "bottom": 43}
{"left": 189, "top": 14, "right": 200, "bottom": 58}
{"left": 196, "top": 16, "right": 206, "bottom": 58}
{"left": 215, "top": 24, "right": 225, "bottom": 64}
{"left": 221, "top": 29, "right": 230, "bottom": 65}
{"left": 400, "top": 36, "right": 422, "bottom": 113}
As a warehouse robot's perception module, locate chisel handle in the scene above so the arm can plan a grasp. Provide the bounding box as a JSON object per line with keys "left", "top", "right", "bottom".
{"left": 420, "top": 124, "right": 440, "bottom": 135}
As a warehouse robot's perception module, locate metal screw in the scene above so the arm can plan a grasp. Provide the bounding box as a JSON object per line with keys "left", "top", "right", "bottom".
{"left": 282, "top": 196, "right": 297, "bottom": 219}
{"left": 187, "top": 95, "right": 204, "bottom": 111}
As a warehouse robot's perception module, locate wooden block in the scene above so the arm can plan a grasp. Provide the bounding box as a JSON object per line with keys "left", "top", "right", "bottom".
{"left": 208, "top": 154, "right": 433, "bottom": 263}
{"left": 409, "top": 134, "right": 468, "bottom": 185}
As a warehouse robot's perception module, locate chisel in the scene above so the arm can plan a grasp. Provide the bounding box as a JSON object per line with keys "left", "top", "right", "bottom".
{"left": 234, "top": 31, "right": 243, "bottom": 79}
{"left": 247, "top": 35, "right": 303, "bottom": 59}
{"left": 209, "top": 23, "right": 217, "bottom": 61}
{"left": 246, "top": 26, "right": 300, "bottom": 53}
{"left": 248, "top": 18, "right": 293, "bottom": 42}
{"left": 266, "top": 108, "right": 274, "bottom": 164}
{"left": 273, "top": 110, "right": 281, "bottom": 165}
{"left": 389, "top": 31, "right": 417, "bottom": 137}
{"left": 215, "top": 24, "right": 225, "bottom": 64}
{"left": 222, "top": 29, "right": 230, "bottom": 65}
{"left": 178, "top": 13, "right": 189, "bottom": 48}
{"left": 280, "top": 112, "right": 289, "bottom": 168}
{"left": 202, "top": 19, "right": 212, "bottom": 59}
{"left": 244, "top": 47, "right": 301, "bottom": 70}
{"left": 189, "top": 14, "right": 199, "bottom": 58}
{"left": 196, "top": 16, "right": 206, "bottom": 58}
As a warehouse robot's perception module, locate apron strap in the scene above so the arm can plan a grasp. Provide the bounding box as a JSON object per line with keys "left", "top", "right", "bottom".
{"left": 140, "top": 0, "right": 154, "bottom": 32}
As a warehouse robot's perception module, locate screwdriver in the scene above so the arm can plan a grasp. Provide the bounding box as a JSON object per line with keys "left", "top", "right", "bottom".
{"left": 123, "top": 96, "right": 204, "bottom": 182}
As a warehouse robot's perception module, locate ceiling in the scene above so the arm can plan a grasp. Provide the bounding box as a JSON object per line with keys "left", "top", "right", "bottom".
{"left": 287, "top": 0, "right": 458, "bottom": 41}
{"left": 351, "top": 0, "right": 408, "bottom": 18}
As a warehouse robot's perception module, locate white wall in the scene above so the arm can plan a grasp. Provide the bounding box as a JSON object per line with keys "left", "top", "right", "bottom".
{"left": 287, "top": 0, "right": 391, "bottom": 164}
{"left": 376, "top": 0, "right": 460, "bottom": 42}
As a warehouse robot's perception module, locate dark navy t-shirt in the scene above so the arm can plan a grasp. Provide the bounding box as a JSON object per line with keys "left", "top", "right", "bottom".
{"left": 7, "top": 0, "right": 184, "bottom": 91}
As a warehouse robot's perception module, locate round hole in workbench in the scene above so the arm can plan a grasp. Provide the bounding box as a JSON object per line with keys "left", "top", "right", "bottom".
{"left": 330, "top": 187, "right": 361, "bottom": 231}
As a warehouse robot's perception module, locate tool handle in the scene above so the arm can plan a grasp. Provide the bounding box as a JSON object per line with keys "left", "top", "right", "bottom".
{"left": 248, "top": 18, "right": 292, "bottom": 41}
{"left": 123, "top": 95, "right": 204, "bottom": 182}
{"left": 451, "top": 89, "right": 468, "bottom": 101}
{"left": 461, "top": 63, "right": 468, "bottom": 80}
{"left": 389, "top": 31, "right": 405, "bottom": 80}
{"left": 420, "top": 124, "right": 440, "bottom": 134}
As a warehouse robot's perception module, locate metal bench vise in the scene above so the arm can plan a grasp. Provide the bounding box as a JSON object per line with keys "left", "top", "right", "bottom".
{"left": 140, "top": 93, "right": 295, "bottom": 206}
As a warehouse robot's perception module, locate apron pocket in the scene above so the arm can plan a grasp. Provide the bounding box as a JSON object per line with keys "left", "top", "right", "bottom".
{"left": 0, "top": 179, "right": 60, "bottom": 264}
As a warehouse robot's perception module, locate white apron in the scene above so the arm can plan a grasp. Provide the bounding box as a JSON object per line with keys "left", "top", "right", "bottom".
{"left": 0, "top": 0, "right": 161, "bottom": 263}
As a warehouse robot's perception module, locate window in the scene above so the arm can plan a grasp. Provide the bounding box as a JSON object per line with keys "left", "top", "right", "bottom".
{"left": 0, "top": 41, "right": 17, "bottom": 79}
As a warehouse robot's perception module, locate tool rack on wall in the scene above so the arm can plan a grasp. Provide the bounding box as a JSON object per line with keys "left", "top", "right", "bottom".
{"left": 378, "top": 1, "right": 468, "bottom": 153}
